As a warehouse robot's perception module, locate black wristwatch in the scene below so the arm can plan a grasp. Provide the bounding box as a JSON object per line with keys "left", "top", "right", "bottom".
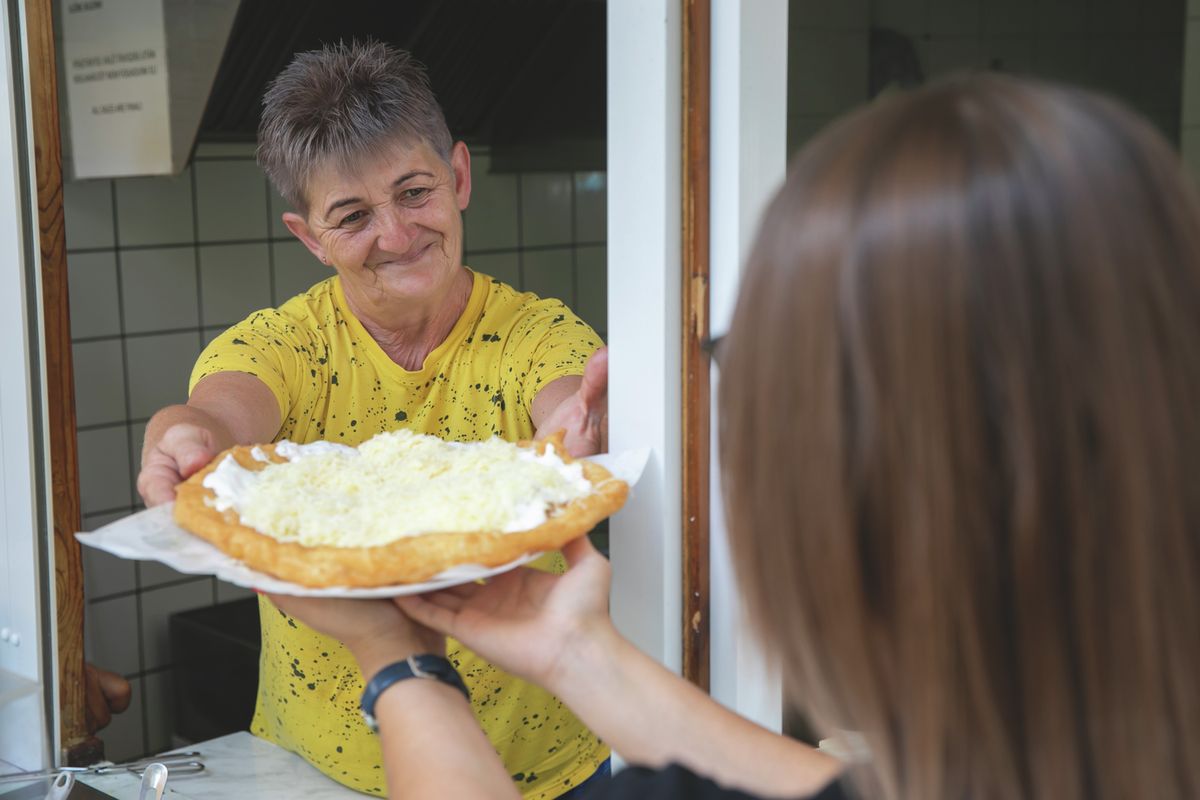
{"left": 359, "top": 654, "right": 471, "bottom": 733}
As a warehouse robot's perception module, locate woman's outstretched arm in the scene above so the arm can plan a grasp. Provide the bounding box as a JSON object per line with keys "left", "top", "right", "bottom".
{"left": 398, "top": 537, "right": 842, "bottom": 799}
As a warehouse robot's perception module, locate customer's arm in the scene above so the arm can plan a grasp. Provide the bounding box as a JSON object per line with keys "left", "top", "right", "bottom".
{"left": 267, "top": 595, "right": 519, "bottom": 800}
{"left": 138, "top": 372, "right": 281, "bottom": 505}
{"left": 398, "top": 538, "right": 843, "bottom": 799}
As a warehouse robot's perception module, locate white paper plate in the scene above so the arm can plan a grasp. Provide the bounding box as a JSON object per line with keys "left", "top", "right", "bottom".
{"left": 75, "top": 448, "right": 649, "bottom": 597}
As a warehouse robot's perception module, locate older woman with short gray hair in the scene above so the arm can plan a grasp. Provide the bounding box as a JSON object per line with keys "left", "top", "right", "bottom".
{"left": 138, "top": 40, "right": 610, "bottom": 799}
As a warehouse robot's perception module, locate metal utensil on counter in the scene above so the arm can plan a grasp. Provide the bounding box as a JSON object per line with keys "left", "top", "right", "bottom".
{"left": 136, "top": 763, "right": 167, "bottom": 800}
{"left": 0, "top": 753, "right": 203, "bottom": 785}
{"left": 40, "top": 772, "right": 73, "bottom": 800}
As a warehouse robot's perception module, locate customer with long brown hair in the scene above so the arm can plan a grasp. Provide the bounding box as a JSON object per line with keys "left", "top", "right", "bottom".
{"left": 271, "top": 74, "right": 1200, "bottom": 799}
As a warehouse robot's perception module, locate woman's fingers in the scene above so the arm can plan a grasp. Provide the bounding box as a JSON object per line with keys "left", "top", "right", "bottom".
{"left": 395, "top": 594, "right": 459, "bottom": 636}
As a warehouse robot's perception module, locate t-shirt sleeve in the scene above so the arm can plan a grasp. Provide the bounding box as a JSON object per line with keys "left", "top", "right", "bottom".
{"left": 189, "top": 308, "right": 313, "bottom": 423}
{"left": 507, "top": 298, "right": 603, "bottom": 413}
{"left": 594, "top": 763, "right": 851, "bottom": 800}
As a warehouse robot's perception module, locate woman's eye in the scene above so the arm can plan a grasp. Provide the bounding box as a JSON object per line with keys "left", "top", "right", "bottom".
{"left": 403, "top": 188, "right": 430, "bottom": 201}
{"left": 340, "top": 210, "right": 366, "bottom": 226}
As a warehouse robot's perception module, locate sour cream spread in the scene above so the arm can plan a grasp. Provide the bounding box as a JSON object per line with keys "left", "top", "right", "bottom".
{"left": 201, "top": 430, "right": 593, "bottom": 548}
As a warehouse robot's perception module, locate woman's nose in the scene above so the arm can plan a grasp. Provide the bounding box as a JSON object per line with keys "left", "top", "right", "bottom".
{"left": 375, "top": 207, "right": 417, "bottom": 253}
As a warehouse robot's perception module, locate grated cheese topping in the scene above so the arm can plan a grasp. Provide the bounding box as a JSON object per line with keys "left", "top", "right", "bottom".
{"left": 201, "top": 429, "right": 593, "bottom": 548}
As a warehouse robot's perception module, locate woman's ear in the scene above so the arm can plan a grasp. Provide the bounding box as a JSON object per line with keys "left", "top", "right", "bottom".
{"left": 451, "top": 141, "right": 473, "bottom": 212}
{"left": 282, "top": 212, "right": 330, "bottom": 266}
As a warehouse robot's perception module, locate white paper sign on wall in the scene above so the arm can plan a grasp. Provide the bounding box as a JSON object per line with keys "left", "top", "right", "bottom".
{"left": 61, "top": 0, "right": 172, "bottom": 178}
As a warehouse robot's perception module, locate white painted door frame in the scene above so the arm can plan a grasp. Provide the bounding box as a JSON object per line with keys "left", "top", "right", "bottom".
{"left": 607, "top": 0, "right": 684, "bottom": 673}
{"left": 607, "top": 0, "right": 788, "bottom": 738}
{"left": 709, "top": 0, "right": 789, "bottom": 732}
{"left": 0, "top": 0, "right": 53, "bottom": 773}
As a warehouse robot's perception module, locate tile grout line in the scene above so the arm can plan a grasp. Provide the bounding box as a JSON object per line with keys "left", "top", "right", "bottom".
{"left": 191, "top": 162, "right": 206, "bottom": 356}
{"left": 64, "top": 238, "right": 607, "bottom": 258}
{"left": 569, "top": 172, "right": 579, "bottom": 311}
{"left": 266, "top": 175, "right": 278, "bottom": 306}
{"left": 516, "top": 175, "right": 525, "bottom": 291}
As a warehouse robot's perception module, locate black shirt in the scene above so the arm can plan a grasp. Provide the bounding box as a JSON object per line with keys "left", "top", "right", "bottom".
{"left": 590, "top": 763, "right": 850, "bottom": 800}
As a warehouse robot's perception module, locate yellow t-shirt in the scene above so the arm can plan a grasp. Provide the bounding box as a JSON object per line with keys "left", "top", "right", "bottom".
{"left": 189, "top": 269, "right": 608, "bottom": 798}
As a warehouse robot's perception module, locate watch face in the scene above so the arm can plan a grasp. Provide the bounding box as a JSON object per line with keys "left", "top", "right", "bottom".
{"left": 361, "top": 710, "right": 380, "bottom": 734}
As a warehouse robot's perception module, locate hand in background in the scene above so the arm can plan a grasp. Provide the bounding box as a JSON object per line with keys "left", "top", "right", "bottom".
{"left": 396, "top": 536, "right": 613, "bottom": 689}
{"left": 84, "top": 663, "right": 131, "bottom": 734}
{"left": 137, "top": 422, "right": 222, "bottom": 506}
{"left": 534, "top": 347, "right": 608, "bottom": 457}
{"left": 265, "top": 594, "right": 446, "bottom": 678}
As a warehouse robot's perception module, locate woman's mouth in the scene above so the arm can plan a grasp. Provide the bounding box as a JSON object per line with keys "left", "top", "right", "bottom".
{"left": 369, "top": 241, "right": 436, "bottom": 269}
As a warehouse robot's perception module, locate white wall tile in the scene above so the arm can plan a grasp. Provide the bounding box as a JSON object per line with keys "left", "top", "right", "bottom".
{"left": 268, "top": 184, "right": 294, "bottom": 239}
{"left": 791, "top": 0, "right": 868, "bottom": 30}
{"left": 67, "top": 251, "right": 121, "bottom": 339}
{"left": 1037, "top": 0, "right": 1087, "bottom": 35}
{"left": 195, "top": 160, "right": 270, "bottom": 243}
{"left": 573, "top": 172, "right": 606, "bottom": 243}
{"left": 199, "top": 243, "right": 272, "bottom": 327}
{"left": 1031, "top": 36, "right": 1090, "bottom": 86}
{"left": 143, "top": 670, "right": 177, "bottom": 754}
{"left": 193, "top": 142, "right": 257, "bottom": 158}
{"left": 927, "top": 0, "right": 980, "bottom": 35}
{"left": 520, "top": 173, "right": 574, "bottom": 247}
{"left": 97, "top": 676, "right": 145, "bottom": 763}
{"left": 272, "top": 240, "right": 331, "bottom": 303}
{"left": 465, "top": 151, "right": 520, "bottom": 251}
{"left": 73, "top": 339, "right": 127, "bottom": 427}
{"left": 1143, "top": 0, "right": 1185, "bottom": 34}
{"left": 83, "top": 512, "right": 136, "bottom": 599}
{"left": 788, "top": 30, "right": 870, "bottom": 116}
{"left": 982, "top": 0, "right": 1036, "bottom": 37}
{"left": 120, "top": 247, "right": 200, "bottom": 333}
{"left": 919, "top": 36, "right": 985, "bottom": 76}
{"left": 125, "top": 332, "right": 201, "bottom": 419}
{"left": 1088, "top": 39, "right": 1148, "bottom": 104}
{"left": 140, "top": 580, "right": 218, "bottom": 670}
{"left": 574, "top": 245, "right": 607, "bottom": 337}
{"left": 129, "top": 420, "right": 147, "bottom": 508}
{"left": 83, "top": 546, "right": 137, "bottom": 601}
{"left": 1086, "top": 0, "right": 1141, "bottom": 35}
{"left": 203, "top": 326, "right": 227, "bottom": 346}
{"left": 84, "top": 595, "right": 140, "bottom": 675}
{"left": 1182, "top": 125, "right": 1200, "bottom": 181}
{"left": 522, "top": 247, "right": 574, "bottom": 305}
{"left": 1192, "top": 0, "right": 1200, "bottom": 19}
{"left": 468, "top": 251, "right": 521, "bottom": 288}
{"left": 788, "top": 114, "right": 836, "bottom": 156}
{"left": 138, "top": 560, "right": 197, "bottom": 589}
{"left": 1132, "top": 36, "right": 1184, "bottom": 114}
{"left": 78, "top": 426, "right": 132, "bottom": 514}
{"left": 1186, "top": 21, "right": 1200, "bottom": 125}
{"left": 870, "top": 0, "right": 926, "bottom": 36}
{"left": 115, "top": 172, "right": 194, "bottom": 247}
{"left": 981, "top": 36, "right": 1035, "bottom": 74}
{"left": 64, "top": 178, "right": 115, "bottom": 250}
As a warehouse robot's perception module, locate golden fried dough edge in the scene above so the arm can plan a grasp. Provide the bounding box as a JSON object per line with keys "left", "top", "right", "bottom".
{"left": 173, "top": 437, "right": 628, "bottom": 587}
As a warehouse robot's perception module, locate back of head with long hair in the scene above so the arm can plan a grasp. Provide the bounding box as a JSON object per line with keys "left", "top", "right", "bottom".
{"left": 719, "top": 74, "right": 1200, "bottom": 800}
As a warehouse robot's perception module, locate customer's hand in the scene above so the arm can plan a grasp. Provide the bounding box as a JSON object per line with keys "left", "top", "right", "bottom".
{"left": 397, "top": 536, "right": 613, "bottom": 688}
{"left": 266, "top": 595, "right": 446, "bottom": 677}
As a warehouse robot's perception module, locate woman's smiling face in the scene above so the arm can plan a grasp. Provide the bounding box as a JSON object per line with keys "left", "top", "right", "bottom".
{"left": 285, "top": 139, "right": 472, "bottom": 310}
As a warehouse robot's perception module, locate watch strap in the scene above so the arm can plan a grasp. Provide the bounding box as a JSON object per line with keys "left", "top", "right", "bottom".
{"left": 360, "top": 654, "right": 470, "bottom": 732}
